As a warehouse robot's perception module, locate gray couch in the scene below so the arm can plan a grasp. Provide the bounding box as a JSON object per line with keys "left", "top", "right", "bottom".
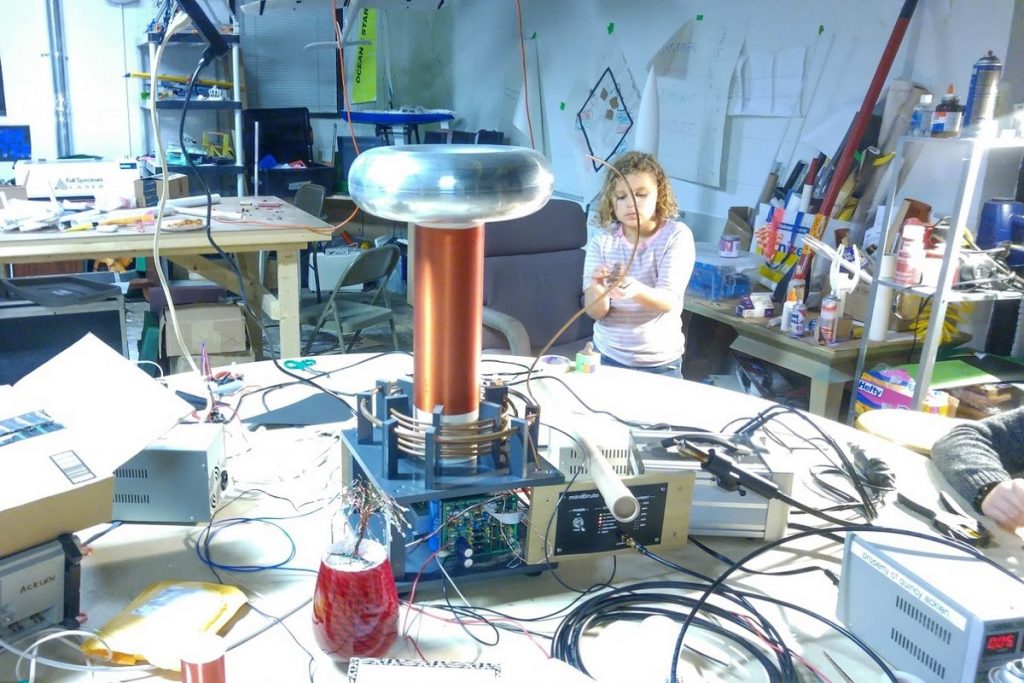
{"left": 481, "top": 198, "right": 594, "bottom": 357}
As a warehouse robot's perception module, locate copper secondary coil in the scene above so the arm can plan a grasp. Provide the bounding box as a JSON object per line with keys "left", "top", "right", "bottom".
{"left": 413, "top": 224, "right": 484, "bottom": 421}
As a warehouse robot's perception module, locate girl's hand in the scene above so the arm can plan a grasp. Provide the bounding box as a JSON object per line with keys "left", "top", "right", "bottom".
{"left": 590, "top": 265, "right": 612, "bottom": 290}
{"left": 608, "top": 276, "right": 637, "bottom": 300}
{"left": 589, "top": 264, "right": 610, "bottom": 282}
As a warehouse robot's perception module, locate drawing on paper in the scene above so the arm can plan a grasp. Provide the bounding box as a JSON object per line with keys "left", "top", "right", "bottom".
{"left": 576, "top": 67, "right": 634, "bottom": 171}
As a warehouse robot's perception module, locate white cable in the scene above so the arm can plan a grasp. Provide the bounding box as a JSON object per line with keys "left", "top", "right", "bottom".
{"left": 134, "top": 359, "right": 165, "bottom": 377}
{"left": 16, "top": 629, "right": 108, "bottom": 683}
{"left": 0, "top": 630, "right": 154, "bottom": 677}
{"left": 435, "top": 558, "right": 472, "bottom": 607}
{"left": 150, "top": 10, "right": 201, "bottom": 377}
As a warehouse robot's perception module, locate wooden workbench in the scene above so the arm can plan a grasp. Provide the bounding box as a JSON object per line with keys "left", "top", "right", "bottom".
{"left": 0, "top": 197, "right": 331, "bottom": 359}
{"left": 685, "top": 296, "right": 918, "bottom": 421}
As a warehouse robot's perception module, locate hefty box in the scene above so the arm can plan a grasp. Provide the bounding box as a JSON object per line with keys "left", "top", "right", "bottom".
{"left": 133, "top": 173, "right": 189, "bottom": 208}
{"left": 854, "top": 365, "right": 957, "bottom": 416}
{"left": 14, "top": 158, "right": 141, "bottom": 202}
{"left": 0, "top": 335, "right": 190, "bottom": 557}
{"left": 162, "top": 303, "right": 249, "bottom": 357}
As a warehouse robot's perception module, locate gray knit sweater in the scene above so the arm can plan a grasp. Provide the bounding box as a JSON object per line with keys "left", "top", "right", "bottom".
{"left": 931, "top": 405, "right": 1024, "bottom": 511}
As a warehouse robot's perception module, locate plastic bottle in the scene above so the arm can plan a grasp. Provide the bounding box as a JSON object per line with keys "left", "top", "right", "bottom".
{"left": 575, "top": 341, "right": 600, "bottom": 374}
{"left": 894, "top": 221, "right": 926, "bottom": 286}
{"left": 930, "top": 85, "right": 963, "bottom": 138}
{"left": 780, "top": 288, "right": 797, "bottom": 332}
{"left": 908, "top": 93, "right": 933, "bottom": 137}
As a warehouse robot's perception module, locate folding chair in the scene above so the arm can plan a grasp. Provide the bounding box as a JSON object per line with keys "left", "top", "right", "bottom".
{"left": 301, "top": 244, "right": 401, "bottom": 354}
{"left": 292, "top": 183, "right": 327, "bottom": 301}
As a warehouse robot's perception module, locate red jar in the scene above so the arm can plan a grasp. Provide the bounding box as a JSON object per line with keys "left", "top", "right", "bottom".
{"left": 311, "top": 539, "right": 399, "bottom": 660}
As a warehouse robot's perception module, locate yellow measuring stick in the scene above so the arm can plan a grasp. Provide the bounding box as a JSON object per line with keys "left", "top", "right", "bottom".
{"left": 64, "top": 223, "right": 96, "bottom": 232}
{"left": 125, "top": 72, "right": 233, "bottom": 89}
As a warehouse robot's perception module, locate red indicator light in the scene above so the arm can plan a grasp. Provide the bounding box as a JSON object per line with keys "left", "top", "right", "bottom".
{"left": 986, "top": 633, "right": 1017, "bottom": 654}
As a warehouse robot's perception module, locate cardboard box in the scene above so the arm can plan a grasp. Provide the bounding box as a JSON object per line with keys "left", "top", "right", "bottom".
{"left": 720, "top": 206, "right": 753, "bottom": 251}
{"left": 0, "top": 335, "right": 190, "bottom": 557}
{"left": 134, "top": 173, "right": 189, "bottom": 208}
{"left": 843, "top": 281, "right": 919, "bottom": 332}
{"left": 14, "top": 158, "right": 141, "bottom": 202}
{"left": 162, "top": 303, "right": 249, "bottom": 357}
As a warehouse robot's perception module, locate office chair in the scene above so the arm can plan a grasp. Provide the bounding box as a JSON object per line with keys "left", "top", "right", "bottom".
{"left": 301, "top": 244, "right": 401, "bottom": 355}
{"left": 481, "top": 198, "right": 593, "bottom": 357}
{"left": 292, "top": 183, "right": 328, "bottom": 301}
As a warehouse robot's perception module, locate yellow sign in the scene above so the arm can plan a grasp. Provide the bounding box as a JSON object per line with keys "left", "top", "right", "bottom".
{"left": 351, "top": 8, "right": 377, "bottom": 104}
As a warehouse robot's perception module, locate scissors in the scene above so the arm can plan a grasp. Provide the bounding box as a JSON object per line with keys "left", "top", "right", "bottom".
{"left": 283, "top": 358, "right": 317, "bottom": 371}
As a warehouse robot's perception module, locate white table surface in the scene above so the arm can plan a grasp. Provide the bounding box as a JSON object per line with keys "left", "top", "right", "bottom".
{"left": 2, "top": 354, "right": 1021, "bottom": 683}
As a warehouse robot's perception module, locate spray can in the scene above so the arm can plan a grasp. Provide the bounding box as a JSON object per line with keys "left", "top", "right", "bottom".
{"left": 818, "top": 295, "right": 839, "bottom": 344}
{"left": 964, "top": 50, "right": 1002, "bottom": 129}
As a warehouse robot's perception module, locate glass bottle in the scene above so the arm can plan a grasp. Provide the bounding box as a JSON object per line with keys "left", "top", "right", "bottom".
{"left": 931, "top": 85, "right": 963, "bottom": 138}
{"left": 312, "top": 510, "right": 399, "bottom": 661}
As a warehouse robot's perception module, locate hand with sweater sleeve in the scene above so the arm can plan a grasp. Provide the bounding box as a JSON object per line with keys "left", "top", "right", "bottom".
{"left": 931, "top": 406, "right": 1024, "bottom": 530}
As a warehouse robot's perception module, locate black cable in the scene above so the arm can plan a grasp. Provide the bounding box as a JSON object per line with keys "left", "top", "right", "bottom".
{"left": 179, "top": 56, "right": 267, "bottom": 352}
{"left": 512, "top": 374, "right": 709, "bottom": 434}
{"left": 550, "top": 584, "right": 788, "bottom": 681}
{"left": 81, "top": 521, "right": 123, "bottom": 547}
{"left": 668, "top": 524, "right": 1024, "bottom": 683}
{"left": 439, "top": 576, "right": 501, "bottom": 647}
{"left": 220, "top": 349, "right": 406, "bottom": 424}
{"left": 731, "top": 405, "right": 879, "bottom": 520}
{"left": 625, "top": 541, "right": 797, "bottom": 680}
{"left": 904, "top": 292, "right": 933, "bottom": 363}
{"left": 689, "top": 536, "right": 840, "bottom": 585}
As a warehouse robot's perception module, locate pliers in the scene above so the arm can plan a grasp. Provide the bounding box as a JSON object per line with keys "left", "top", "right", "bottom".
{"left": 896, "top": 491, "right": 992, "bottom": 548}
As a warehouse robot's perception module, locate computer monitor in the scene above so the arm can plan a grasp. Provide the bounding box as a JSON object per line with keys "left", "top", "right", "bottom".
{"left": 0, "top": 126, "right": 31, "bottom": 162}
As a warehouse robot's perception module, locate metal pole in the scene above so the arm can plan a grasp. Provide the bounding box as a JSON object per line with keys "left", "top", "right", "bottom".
{"left": 45, "top": 0, "right": 72, "bottom": 157}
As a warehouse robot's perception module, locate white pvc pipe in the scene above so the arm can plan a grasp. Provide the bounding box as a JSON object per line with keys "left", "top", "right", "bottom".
{"left": 578, "top": 434, "right": 639, "bottom": 523}
{"left": 167, "top": 194, "right": 221, "bottom": 208}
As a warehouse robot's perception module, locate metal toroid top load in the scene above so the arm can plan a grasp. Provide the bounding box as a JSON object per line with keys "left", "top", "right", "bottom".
{"left": 347, "top": 145, "right": 554, "bottom": 426}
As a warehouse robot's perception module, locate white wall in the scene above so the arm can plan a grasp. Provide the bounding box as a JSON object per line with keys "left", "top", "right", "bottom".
{"left": 373, "top": 0, "right": 1015, "bottom": 241}
{"left": 0, "top": 0, "right": 152, "bottom": 181}
{"left": 1, "top": 0, "right": 1016, "bottom": 217}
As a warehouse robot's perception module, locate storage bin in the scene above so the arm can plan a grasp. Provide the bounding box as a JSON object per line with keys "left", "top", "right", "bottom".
{"left": 244, "top": 107, "right": 333, "bottom": 197}
{"left": 259, "top": 163, "right": 334, "bottom": 197}
{"left": 687, "top": 243, "right": 762, "bottom": 301}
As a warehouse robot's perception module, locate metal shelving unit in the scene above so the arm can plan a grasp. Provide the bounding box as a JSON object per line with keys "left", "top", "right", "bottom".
{"left": 139, "top": 31, "right": 245, "bottom": 196}
{"left": 849, "top": 136, "right": 1024, "bottom": 422}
